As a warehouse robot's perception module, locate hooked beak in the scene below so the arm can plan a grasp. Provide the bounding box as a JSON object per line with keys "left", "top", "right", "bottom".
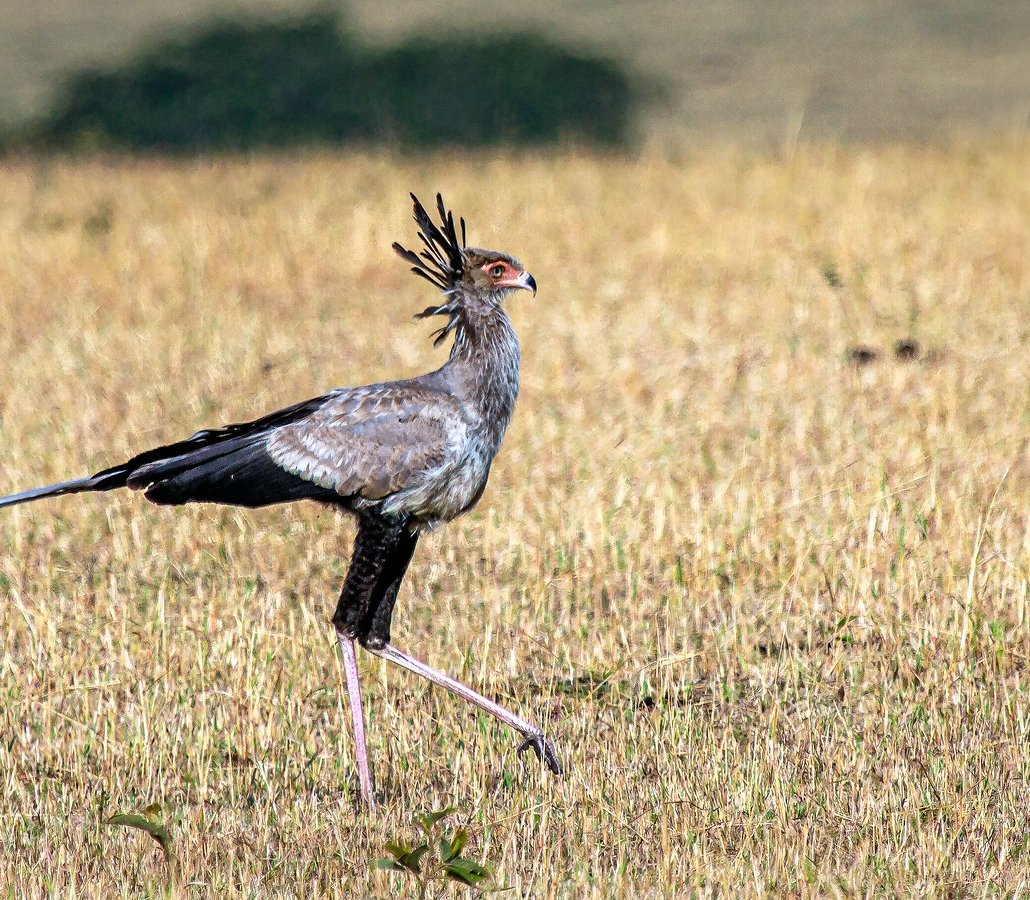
{"left": 508, "top": 270, "right": 537, "bottom": 296}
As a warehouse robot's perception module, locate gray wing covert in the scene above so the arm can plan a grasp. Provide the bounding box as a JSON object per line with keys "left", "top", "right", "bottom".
{"left": 266, "top": 385, "right": 468, "bottom": 501}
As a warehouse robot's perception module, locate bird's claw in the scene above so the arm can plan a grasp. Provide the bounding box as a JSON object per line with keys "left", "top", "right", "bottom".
{"left": 517, "top": 732, "right": 564, "bottom": 776}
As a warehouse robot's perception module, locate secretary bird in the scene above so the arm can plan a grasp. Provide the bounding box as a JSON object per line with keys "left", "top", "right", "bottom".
{"left": 0, "top": 193, "right": 561, "bottom": 805}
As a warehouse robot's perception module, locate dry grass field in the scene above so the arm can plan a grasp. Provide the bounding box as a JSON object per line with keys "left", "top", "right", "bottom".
{"left": 0, "top": 144, "right": 1028, "bottom": 896}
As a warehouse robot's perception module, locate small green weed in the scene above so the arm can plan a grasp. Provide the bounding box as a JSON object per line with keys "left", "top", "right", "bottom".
{"left": 375, "top": 807, "right": 506, "bottom": 898}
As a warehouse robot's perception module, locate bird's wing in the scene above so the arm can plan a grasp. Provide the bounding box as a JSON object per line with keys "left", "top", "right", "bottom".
{"left": 119, "top": 390, "right": 348, "bottom": 507}
{"left": 106, "top": 392, "right": 333, "bottom": 483}
{"left": 266, "top": 382, "right": 469, "bottom": 501}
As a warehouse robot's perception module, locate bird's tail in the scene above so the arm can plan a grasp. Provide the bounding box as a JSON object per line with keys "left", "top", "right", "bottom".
{"left": 0, "top": 463, "right": 133, "bottom": 509}
{"left": 0, "top": 473, "right": 119, "bottom": 510}
{"left": 1, "top": 392, "right": 340, "bottom": 513}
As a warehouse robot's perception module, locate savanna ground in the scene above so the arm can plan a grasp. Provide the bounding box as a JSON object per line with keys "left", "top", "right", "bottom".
{"left": 0, "top": 144, "right": 1028, "bottom": 896}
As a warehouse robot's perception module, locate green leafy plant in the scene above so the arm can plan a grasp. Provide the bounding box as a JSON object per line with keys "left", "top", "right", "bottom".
{"left": 107, "top": 802, "right": 177, "bottom": 887}
{"left": 31, "top": 12, "right": 638, "bottom": 152}
{"left": 375, "top": 807, "right": 505, "bottom": 898}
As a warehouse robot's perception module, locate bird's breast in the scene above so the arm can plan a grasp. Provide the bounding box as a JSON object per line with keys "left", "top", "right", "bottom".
{"left": 379, "top": 432, "right": 493, "bottom": 525}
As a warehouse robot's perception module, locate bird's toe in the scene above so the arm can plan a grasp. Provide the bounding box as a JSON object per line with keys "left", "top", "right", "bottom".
{"left": 517, "top": 733, "right": 564, "bottom": 777}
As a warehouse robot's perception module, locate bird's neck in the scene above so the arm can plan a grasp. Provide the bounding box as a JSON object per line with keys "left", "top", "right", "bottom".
{"left": 446, "top": 297, "right": 521, "bottom": 451}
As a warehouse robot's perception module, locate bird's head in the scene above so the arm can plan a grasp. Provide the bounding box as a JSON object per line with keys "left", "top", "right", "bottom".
{"left": 393, "top": 193, "right": 535, "bottom": 346}
{"left": 459, "top": 248, "right": 537, "bottom": 299}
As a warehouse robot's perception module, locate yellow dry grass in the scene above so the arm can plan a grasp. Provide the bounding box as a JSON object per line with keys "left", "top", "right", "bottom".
{"left": 0, "top": 145, "right": 1028, "bottom": 897}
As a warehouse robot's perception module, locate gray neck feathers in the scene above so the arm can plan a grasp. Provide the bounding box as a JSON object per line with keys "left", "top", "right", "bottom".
{"left": 446, "top": 289, "right": 521, "bottom": 452}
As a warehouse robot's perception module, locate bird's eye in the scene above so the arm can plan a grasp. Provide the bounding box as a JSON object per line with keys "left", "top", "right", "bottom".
{"left": 489, "top": 264, "right": 506, "bottom": 279}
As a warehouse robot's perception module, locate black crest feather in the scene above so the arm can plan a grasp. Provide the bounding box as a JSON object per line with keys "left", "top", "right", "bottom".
{"left": 392, "top": 193, "right": 466, "bottom": 291}
{"left": 395, "top": 193, "right": 468, "bottom": 346}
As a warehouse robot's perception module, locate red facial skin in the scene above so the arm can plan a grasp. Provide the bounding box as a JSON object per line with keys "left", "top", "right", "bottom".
{"left": 481, "top": 260, "right": 530, "bottom": 292}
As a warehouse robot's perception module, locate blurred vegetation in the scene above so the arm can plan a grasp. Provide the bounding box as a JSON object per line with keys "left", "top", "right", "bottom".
{"left": 28, "top": 12, "right": 637, "bottom": 151}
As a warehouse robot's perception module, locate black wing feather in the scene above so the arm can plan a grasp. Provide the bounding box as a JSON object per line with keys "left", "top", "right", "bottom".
{"left": 142, "top": 441, "right": 339, "bottom": 507}
{"left": 91, "top": 393, "right": 334, "bottom": 492}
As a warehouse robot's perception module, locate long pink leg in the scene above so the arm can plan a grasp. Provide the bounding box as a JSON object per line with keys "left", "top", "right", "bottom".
{"left": 337, "top": 634, "right": 375, "bottom": 805}
{"left": 366, "top": 642, "right": 563, "bottom": 775}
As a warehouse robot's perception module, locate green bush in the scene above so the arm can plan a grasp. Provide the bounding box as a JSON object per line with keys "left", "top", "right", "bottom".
{"left": 34, "top": 13, "right": 637, "bottom": 151}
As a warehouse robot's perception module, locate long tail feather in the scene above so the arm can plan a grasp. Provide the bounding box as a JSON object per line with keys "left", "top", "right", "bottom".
{"left": 0, "top": 392, "right": 336, "bottom": 513}
{"left": 0, "top": 476, "right": 107, "bottom": 510}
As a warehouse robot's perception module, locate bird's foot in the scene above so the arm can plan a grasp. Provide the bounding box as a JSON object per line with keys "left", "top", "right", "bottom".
{"left": 517, "top": 731, "right": 564, "bottom": 776}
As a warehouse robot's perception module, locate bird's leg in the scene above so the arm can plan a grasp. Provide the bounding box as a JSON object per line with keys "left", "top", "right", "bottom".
{"left": 363, "top": 642, "right": 564, "bottom": 776}
{"left": 338, "top": 512, "right": 562, "bottom": 780}
{"left": 331, "top": 511, "right": 415, "bottom": 805}
{"left": 359, "top": 524, "right": 419, "bottom": 650}
{"left": 336, "top": 634, "right": 375, "bottom": 806}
